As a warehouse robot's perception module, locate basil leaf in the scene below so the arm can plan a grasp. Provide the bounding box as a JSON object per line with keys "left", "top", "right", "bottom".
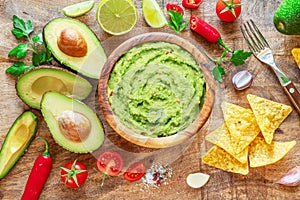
{"left": 179, "top": 21, "right": 188, "bottom": 32}
{"left": 5, "top": 62, "right": 34, "bottom": 76}
{"left": 8, "top": 43, "right": 28, "bottom": 59}
{"left": 32, "top": 33, "right": 43, "bottom": 44}
{"left": 212, "top": 65, "right": 225, "bottom": 83}
{"left": 230, "top": 50, "right": 252, "bottom": 66}
{"left": 168, "top": 10, "right": 179, "bottom": 30}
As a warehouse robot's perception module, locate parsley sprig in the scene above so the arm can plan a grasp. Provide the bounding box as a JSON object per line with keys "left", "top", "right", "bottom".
{"left": 207, "top": 47, "right": 252, "bottom": 83}
{"left": 167, "top": 10, "right": 188, "bottom": 33}
{"left": 6, "top": 15, "right": 52, "bottom": 76}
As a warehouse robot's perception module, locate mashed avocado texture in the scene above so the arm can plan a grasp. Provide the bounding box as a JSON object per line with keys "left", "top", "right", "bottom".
{"left": 108, "top": 42, "right": 206, "bottom": 137}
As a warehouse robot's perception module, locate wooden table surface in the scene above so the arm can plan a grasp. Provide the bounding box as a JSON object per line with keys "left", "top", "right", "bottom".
{"left": 0, "top": 0, "right": 299, "bottom": 199}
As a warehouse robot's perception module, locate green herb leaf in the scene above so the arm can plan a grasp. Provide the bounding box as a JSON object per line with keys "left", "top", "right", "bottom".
{"left": 13, "top": 15, "right": 34, "bottom": 37}
{"left": 8, "top": 43, "right": 28, "bottom": 59}
{"left": 11, "top": 29, "right": 27, "bottom": 39}
{"left": 167, "top": 10, "right": 187, "bottom": 33}
{"left": 212, "top": 65, "right": 225, "bottom": 83}
{"left": 179, "top": 21, "right": 188, "bottom": 32}
{"left": 5, "top": 62, "right": 34, "bottom": 76}
{"left": 230, "top": 50, "right": 252, "bottom": 66}
{"left": 32, "top": 33, "right": 43, "bottom": 44}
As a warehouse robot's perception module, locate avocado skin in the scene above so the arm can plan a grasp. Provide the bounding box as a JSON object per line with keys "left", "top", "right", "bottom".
{"left": 273, "top": 0, "right": 300, "bottom": 35}
{"left": 0, "top": 111, "right": 38, "bottom": 179}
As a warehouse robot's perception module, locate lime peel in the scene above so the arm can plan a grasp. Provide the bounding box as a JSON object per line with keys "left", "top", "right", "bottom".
{"left": 142, "top": 0, "right": 168, "bottom": 28}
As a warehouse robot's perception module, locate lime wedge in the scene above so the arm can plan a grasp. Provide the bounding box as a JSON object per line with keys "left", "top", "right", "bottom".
{"left": 62, "top": 0, "right": 95, "bottom": 17}
{"left": 142, "top": 0, "right": 168, "bottom": 28}
{"left": 96, "top": 0, "right": 138, "bottom": 35}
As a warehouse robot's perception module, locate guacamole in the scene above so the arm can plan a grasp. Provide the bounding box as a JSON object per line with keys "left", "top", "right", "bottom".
{"left": 108, "top": 42, "right": 206, "bottom": 137}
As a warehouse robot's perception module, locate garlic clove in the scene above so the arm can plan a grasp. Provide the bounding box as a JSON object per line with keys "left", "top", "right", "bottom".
{"left": 186, "top": 172, "right": 210, "bottom": 188}
{"left": 232, "top": 70, "right": 253, "bottom": 90}
{"left": 275, "top": 166, "right": 300, "bottom": 186}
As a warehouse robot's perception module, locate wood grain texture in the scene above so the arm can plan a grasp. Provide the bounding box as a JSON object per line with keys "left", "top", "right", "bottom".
{"left": 0, "top": 0, "right": 299, "bottom": 199}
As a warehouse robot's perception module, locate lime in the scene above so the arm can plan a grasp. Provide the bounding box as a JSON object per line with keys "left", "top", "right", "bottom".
{"left": 96, "top": 0, "right": 138, "bottom": 35}
{"left": 142, "top": 0, "right": 168, "bottom": 28}
{"left": 62, "top": 0, "right": 95, "bottom": 17}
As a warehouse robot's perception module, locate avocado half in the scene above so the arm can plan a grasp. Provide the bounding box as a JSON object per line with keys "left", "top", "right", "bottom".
{"left": 41, "top": 92, "right": 104, "bottom": 153}
{"left": 43, "top": 18, "right": 107, "bottom": 79}
{"left": 0, "top": 111, "right": 38, "bottom": 179}
{"left": 16, "top": 66, "right": 92, "bottom": 109}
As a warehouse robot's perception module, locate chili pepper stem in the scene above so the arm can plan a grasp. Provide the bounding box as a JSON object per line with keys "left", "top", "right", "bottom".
{"left": 36, "top": 136, "right": 50, "bottom": 157}
{"left": 217, "top": 38, "right": 233, "bottom": 53}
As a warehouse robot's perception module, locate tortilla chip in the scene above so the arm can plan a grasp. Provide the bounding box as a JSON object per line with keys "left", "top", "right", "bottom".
{"left": 221, "top": 102, "right": 260, "bottom": 148}
{"left": 249, "top": 137, "right": 296, "bottom": 168}
{"left": 292, "top": 48, "right": 300, "bottom": 68}
{"left": 247, "top": 94, "right": 292, "bottom": 144}
{"left": 205, "top": 124, "right": 249, "bottom": 163}
{"left": 202, "top": 145, "right": 249, "bottom": 175}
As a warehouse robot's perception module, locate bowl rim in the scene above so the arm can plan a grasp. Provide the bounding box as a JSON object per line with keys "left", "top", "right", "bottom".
{"left": 98, "top": 32, "right": 215, "bottom": 148}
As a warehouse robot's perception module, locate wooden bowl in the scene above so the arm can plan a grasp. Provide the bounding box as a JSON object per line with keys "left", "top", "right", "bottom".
{"left": 98, "top": 32, "right": 215, "bottom": 148}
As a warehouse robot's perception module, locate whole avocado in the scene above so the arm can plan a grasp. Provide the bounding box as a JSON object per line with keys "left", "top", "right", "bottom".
{"left": 273, "top": 0, "right": 300, "bottom": 35}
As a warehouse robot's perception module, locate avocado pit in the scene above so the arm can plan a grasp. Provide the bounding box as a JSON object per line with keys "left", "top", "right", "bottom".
{"left": 57, "top": 28, "right": 87, "bottom": 57}
{"left": 58, "top": 110, "right": 91, "bottom": 142}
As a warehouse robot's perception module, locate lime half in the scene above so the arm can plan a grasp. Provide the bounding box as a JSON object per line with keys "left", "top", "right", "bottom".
{"left": 142, "top": 0, "right": 167, "bottom": 28}
{"left": 62, "top": 0, "right": 95, "bottom": 17}
{"left": 96, "top": 0, "right": 138, "bottom": 35}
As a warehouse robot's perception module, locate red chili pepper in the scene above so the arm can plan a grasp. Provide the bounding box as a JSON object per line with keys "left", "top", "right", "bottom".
{"left": 166, "top": 3, "right": 184, "bottom": 16}
{"left": 182, "top": 0, "right": 203, "bottom": 9}
{"left": 21, "top": 137, "right": 52, "bottom": 200}
{"left": 190, "top": 15, "right": 232, "bottom": 52}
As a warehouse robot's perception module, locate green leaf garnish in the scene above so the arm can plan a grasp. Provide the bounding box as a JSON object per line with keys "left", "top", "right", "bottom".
{"left": 6, "top": 62, "right": 34, "bottom": 76}
{"left": 12, "top": 15, "right": 34, "bottom": 37}
{"left": 167, "top": 10, "right": 187, "bottom": 33}
{"left": 212, "top": 65, "right": 225, "bottom": 83}
{"left": 230, "top": 50, "right": 252, "bottom": 66}
{"left": 8, "top": 43, "right": 28, "bottom": 59}
{"left": 32, "top": 33, "right": 43, "bottom": 44}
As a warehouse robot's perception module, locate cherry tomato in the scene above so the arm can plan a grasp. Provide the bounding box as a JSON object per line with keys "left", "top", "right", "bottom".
{"left": 60, "top": 160, "right": 88, "bottom": 188}
{"left": 96, "top": 150, "right": 124, "bottom": 186}
{"left": 216, "top": 0, "right": 242, "bottom": 22}
{"left": 166, "top": 3, "right": 184, "bottom": 16}
{"left": 124, "top": 162, "right": 146, "bottom": 182}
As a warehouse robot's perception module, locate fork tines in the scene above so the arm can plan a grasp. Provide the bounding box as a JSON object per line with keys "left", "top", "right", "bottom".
{"left": 240, "top": 19, "right": 270, "bottom": 53}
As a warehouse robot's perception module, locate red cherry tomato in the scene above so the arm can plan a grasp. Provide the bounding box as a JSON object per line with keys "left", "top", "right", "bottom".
{"left": 166, "top": 3, "right": 184, "bottom": 16}
{"left": 96, "top": 151, "right": 124, "bottom": 186}
{"left": 60, "top": 160, "right": 88, "bottom": 188}
{"left": 216, "top": 0, "right": 242, "bottom": 22}
{"left": 124, "top": 162, "right": 146, "bottom": 182}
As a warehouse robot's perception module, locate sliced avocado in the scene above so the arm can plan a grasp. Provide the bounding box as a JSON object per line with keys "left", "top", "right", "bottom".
{"left": 0, "top": 111, "right": 38, "bottom": 179}
{"left": 41, "top": 92, "right": 104, "bottom": 153}
{"left": 16, "top": 66, "right": 92, "bottom": 109}
{"left": 43, "top": 17, "right": 107, "bottom": 79}
{"left": 273, "top": 0, "right": 300, "bottom": 35}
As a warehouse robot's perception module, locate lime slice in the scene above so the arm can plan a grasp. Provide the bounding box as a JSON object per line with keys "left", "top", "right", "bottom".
{"left": 96, "top": 0, "right": 138, "bottom": 35}
{"left": 62, "top": 0, "right": 95, "bottom": 17}
{"left": 142, "top": 0, "right": 168, "bottom": 28}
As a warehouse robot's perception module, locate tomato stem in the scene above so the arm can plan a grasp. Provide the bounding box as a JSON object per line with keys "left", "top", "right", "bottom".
{"left": 101, "top": 173, "right": 108, "bottom": 187}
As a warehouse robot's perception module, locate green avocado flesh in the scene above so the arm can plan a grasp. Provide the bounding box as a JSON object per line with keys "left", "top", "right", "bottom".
{"left": 16, "top": 67, "right": 92, "bottom": 109}
{"left": 41, "top": 92, "right": 104, "bottom": 153}
{"left": 108, "top": 42, "right": 206, "bottom": 137}
{"left": 43, "top": 18, "right": 107, "bottom": 79}
{"left": 273, "top": 0, "right": 300, "bottom": 35}
{"left": 0, "top": 111, "right": 38, "bottom": 179}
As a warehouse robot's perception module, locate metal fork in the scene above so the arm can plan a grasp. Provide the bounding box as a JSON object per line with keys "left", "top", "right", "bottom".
{"left": 241, "top": 19, "right": 300, "bottom": 114}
